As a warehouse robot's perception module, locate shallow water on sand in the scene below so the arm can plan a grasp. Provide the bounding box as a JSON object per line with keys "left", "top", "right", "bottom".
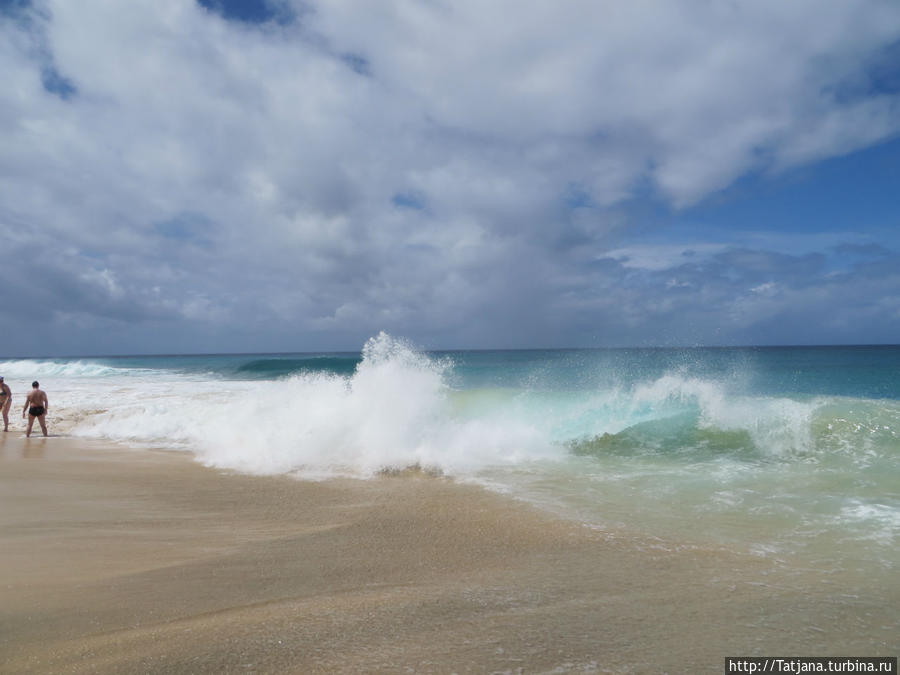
{"left": 1, "top": 437, "right": 897, "bottom": 672}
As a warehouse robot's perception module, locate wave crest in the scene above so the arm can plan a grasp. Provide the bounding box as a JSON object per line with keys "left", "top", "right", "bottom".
{"left": 0, "top": 359, "right": 136, "bottom": 379}
{"left": 51, "top": 342, "right": 900, "bottom": 477}
{"left": 69, "top": 333, "right": 556, "bottom": 476}
{"left": 234, "top": 356, "right": 360, "bottom": 378}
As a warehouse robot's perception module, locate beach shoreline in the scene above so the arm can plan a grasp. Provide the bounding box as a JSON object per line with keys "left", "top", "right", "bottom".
{"left": 1, "top": 434, "right": 896, "bottom": 673}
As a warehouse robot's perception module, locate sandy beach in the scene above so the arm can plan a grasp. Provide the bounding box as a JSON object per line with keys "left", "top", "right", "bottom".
{"left": 0, "top": 434, "right": 896, "bottom": 674}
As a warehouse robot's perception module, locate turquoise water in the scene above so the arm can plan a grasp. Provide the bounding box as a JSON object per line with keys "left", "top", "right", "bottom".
{"left": 45, "top": 344, "right": 900, "bottom": 398}
{"left": 2, "top": 336, "right": 898, "bottom": 576}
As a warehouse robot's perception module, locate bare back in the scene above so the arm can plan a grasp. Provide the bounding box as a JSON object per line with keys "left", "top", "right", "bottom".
{"left": 26, "top": 388, "right": 48, "bottom": 408}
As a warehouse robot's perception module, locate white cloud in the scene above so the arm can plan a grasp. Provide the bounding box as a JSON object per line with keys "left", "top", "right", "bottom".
{"left": 750, "top": 282, "right": 778, "bottom": 296}
{"left": 1, "top": 0, "right": 900, "bottom": 352}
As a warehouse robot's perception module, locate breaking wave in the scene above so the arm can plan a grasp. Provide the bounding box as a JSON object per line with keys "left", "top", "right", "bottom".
{"left": 233, "top": 356, "right": 361, "bottom": 379}
{"left": 0, "top": 359, "right": 144, "bottom": 379}
{"left": 26, "top": 334, "right": 892, "bottom": 480}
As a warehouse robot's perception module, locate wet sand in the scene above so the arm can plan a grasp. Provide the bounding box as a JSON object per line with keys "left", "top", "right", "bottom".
{"left": 0, "top": 434, "right": 896, "bottom": 673}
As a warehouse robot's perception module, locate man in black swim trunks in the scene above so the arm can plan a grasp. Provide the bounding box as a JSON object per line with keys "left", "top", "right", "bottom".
{"left": 23, "top": 380, "right": 48, "bottom": 438}
{"left": 0, "top": 376, "right": 10, "bottom": 432}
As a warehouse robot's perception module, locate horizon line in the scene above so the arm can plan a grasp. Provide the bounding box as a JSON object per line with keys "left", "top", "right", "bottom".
{"left": 2, "top": 342, "right": 900, "bottom": 360}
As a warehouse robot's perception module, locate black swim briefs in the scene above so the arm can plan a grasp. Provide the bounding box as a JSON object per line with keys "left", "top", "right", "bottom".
{"left": 29, "top": 406, "right": 45, "bottom": 417}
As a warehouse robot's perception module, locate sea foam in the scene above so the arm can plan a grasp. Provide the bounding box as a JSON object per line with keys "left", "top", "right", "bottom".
{"left": 630, "top": 374, "right": 821, "bottom": 456}
{"left": 21, "top": 336, "right": 899, "bottom": 480}
{"left": 67, "top": 333, "right": 558, "bottom": 476}
{"left": 0, "top": 359, "right": 136, "bottom": 379}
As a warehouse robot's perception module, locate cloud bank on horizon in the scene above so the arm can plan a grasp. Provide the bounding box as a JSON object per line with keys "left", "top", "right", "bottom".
{"left": 1, "top": 0, "right": 899, "bottom": 355}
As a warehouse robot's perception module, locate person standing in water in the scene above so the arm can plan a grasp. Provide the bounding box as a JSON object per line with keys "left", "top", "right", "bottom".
{"left": 23, "top": 380, "right": 48, "bottom": 437}
{"left": 0, "top": 376, "right": 10, "bottom": 432}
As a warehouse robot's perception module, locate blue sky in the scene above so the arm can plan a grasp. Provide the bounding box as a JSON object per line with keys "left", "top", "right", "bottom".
{"left": 1, "top": 0, "right": 899, "bottom": 355}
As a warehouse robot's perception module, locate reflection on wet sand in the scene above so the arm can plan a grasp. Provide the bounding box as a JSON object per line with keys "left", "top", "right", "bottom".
{"left": 1, "top": 433, "right": 52, "bottom": 460}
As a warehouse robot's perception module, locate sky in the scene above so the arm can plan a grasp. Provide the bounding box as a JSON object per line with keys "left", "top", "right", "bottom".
{"left": 1, "top": 0, "right": 899, "bottom": 355}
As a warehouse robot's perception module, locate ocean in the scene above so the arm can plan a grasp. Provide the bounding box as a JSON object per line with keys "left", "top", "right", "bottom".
{"left": 2, "top": 333, "right": 898, "bottom": 587}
